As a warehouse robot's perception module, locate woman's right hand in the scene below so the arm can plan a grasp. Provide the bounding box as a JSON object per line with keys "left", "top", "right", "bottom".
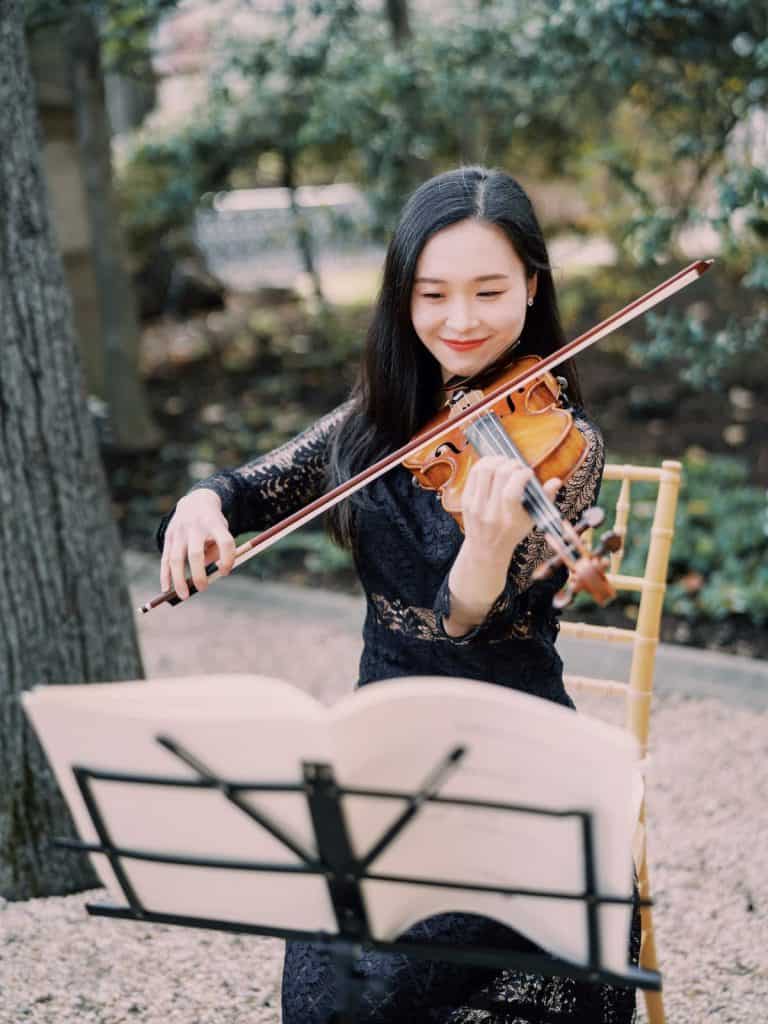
{"left": 160, "top": 489, "right": 237, "bottom": 600}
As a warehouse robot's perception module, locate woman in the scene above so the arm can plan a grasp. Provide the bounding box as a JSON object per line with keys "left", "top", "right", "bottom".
{"left": 157, "top": 166, "right": 639, "bottom": 1022}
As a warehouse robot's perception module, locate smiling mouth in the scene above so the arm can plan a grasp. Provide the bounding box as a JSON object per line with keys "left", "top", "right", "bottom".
{"left": 441, "top": 337, "right": 489, "bottom": 347}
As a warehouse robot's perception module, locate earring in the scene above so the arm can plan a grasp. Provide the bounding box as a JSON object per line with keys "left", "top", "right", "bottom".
{"left": 527, "top": 297, "right": 534, "bottom": 307}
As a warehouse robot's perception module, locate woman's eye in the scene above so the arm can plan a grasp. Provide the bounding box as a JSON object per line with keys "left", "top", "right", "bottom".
{"left": 420, "top": 290, "right": 505, "bottom": 299}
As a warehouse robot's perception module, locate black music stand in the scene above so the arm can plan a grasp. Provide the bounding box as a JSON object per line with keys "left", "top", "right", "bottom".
{"left": 57, "top": 734, "right": 661, "bottom": 1023}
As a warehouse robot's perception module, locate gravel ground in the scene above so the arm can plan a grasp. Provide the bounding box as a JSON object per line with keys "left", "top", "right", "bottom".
{"left": 1, "top": 555, "right": 766, "bottom": 1024}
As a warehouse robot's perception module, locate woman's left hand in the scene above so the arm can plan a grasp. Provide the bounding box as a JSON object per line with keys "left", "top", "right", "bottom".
{"left": 443, "top": 457, "right": 563, "bottom": 635}
{"left": 460, "top": 455, "right": 561, "bottom": 559}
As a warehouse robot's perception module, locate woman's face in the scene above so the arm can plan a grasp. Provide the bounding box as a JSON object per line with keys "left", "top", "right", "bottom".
{"left": 410, "top": 218, "right": 536, "bottom": 383}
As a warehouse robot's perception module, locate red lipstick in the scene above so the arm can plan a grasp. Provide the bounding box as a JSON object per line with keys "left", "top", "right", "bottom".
{"left": 441, "top": 337, "right": 489, "bottom": 350}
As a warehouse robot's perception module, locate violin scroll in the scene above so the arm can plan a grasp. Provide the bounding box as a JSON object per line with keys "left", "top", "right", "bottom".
{"left": 532, "top": 506, "right": 622, "bottom": 609}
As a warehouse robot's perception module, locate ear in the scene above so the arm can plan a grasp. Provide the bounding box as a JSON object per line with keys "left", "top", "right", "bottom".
{"left": 528, "top": 270, "right": 538, "bottom": 303}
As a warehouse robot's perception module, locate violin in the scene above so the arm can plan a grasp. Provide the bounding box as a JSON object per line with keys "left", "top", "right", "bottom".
{"left": 404, "top": 355, "right": 621, "bottom": 606}
{"left": 141, "top": 259, "right": 713, "bottom": 614}
{"left": 405, "top": 355, "right": 585, "bottom": 529}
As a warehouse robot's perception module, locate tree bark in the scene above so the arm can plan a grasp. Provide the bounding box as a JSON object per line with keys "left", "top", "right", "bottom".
{"left": 66, "top": 10, "right": 162, "bottom": 452}
{"left": 0, "top": 0, "right": 145, "bottom": 900}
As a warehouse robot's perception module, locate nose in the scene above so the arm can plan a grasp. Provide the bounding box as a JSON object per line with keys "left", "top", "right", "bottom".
{"left": 444, "top": 298, "right": 480, "bottom": 333}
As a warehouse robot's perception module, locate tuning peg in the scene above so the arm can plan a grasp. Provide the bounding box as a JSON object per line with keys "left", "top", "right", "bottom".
{"left": 531, "top": 507, "right": 618, "bottom": 608}
{"left": 573, "top": 505, "right": 605, "bottom": 535}
{"left": 595, "top": 530, "right": 622, "bottom": 556}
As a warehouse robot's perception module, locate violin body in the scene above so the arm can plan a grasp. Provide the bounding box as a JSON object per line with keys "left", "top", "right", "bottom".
{"left": 403, "top": 356, "right": 588, "bottom": 532}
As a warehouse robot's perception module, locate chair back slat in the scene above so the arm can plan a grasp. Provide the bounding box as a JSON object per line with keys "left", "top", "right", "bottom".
{"left": 625, "top": 460, "right": 682, "bottom": 753}
{"left": 563, "top": 459, "right": 683, "bottom": 757}
{"left": 611, "top": 477, "right": 631, "bottom": 575}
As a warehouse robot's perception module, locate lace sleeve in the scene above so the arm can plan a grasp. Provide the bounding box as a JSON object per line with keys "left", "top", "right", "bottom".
{"left": 432, "top": 408, "right": 605, "bottom": 645}
{"left": 156, "top": 399, "right": 354, "bottom": 551}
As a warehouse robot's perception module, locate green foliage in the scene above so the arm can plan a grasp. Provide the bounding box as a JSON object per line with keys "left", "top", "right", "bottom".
{"left": 118, "top": 113, "right": 250, "bottom": 259}
{"left": 205, "top": 0, "right": 365, "bottom": 189}
{"left": 100, "top": 0, "right": 180, "bottom": 72}
{"left": 113, "top": 0, "right": 766, "bottom": 386}
{"left": 523, "top": 2, "right": 768, "bottom": 388}
{"left": 299, "top": 3, "right": 562, "bottom": 228}
{"left": 632, "top": 307, "right": 768, "bottom": 392}
{"left": 246, "top": 529, "right": 354, "bottom": 579}
{"left": 590, "top": 451, "right": 768, "bottom": 627}
{"left": 25, "top": 0, "right": 180, "bottom": 71}
{"left": 117, "top": 0, "right": 365, "bottom": 261}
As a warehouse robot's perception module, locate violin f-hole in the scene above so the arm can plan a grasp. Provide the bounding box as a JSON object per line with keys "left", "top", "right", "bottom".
{"left": 434, "top": 441, "right": 461, "bottom": 458}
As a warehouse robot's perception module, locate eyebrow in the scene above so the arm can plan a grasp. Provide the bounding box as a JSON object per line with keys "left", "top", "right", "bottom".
{"left": 414, "top": 274, "right": 509, "bottom": 284}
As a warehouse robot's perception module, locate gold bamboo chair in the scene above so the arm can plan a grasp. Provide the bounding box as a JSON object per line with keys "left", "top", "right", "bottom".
{"left": 561, "top": 459, "right": 683, "bottom": 1024}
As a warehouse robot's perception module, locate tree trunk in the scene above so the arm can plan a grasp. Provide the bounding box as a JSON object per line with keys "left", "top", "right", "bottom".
{"left": 66, "top": 10, "right": 162, "bottom": 452}
{"left": 459, "top": 99, "right": 491, "bottom": 165}
{"left": 0, "top": 0, "right": 145, "bottom": 900}
{"left": 281, "top": 149, "right": 327, "bottom": 311}
{"left": 459, "top": 0, "right": 493, "bottom": 164}
{"left": 384, "top": 0, "right": 411, "bottom": 46}
{"left": 381, "top": 0, "right": 432, "bottom": 191}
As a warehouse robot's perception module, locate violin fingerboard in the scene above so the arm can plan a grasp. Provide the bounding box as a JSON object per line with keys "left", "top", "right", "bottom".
{"left": 464, "top": 413, "right": 525, "bottom": 462}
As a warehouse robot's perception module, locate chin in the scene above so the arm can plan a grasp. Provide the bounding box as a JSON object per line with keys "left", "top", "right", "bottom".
{"left": 432, "top": 344, "right": 499, "bottom": 382}
{"left": 440, "top": 356, "right": 480, "bottom": 377}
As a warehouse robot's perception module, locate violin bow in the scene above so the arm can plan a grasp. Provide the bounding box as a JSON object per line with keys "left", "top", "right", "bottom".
{"left": 141, "top": 258, "right": 713, "bottom": 613}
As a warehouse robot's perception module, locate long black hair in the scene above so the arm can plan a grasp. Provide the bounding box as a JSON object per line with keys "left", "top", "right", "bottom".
{"left": 325, "top": 165, "right": 583, "bottom": 551}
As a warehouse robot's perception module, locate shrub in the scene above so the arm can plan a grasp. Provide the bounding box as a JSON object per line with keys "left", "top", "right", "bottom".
{"left": 587, "top": 450, "right": 768, "bottom": 626}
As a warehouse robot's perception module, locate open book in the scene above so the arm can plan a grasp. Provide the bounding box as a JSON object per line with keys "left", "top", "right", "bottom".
{"left": 23, "top": 675, "right": 641, "bottom": 974}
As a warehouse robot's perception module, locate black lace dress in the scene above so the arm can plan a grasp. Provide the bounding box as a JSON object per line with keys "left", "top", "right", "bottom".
{"left": 156, "top": 401, "right": 640, "bottom": 1024}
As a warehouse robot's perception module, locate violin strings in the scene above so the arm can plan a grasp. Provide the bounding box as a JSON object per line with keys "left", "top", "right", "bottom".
{"left": 471, "top": 415, "right": 577, "bottom": 556}
{"left": 479, "top": 415, "right": 563, "bottom": 530}
{"left": 484, "top": 418, "right": 574, "bottom": 550}
{"left": 478, "top": 416, "right": 576, "bottom": 556}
